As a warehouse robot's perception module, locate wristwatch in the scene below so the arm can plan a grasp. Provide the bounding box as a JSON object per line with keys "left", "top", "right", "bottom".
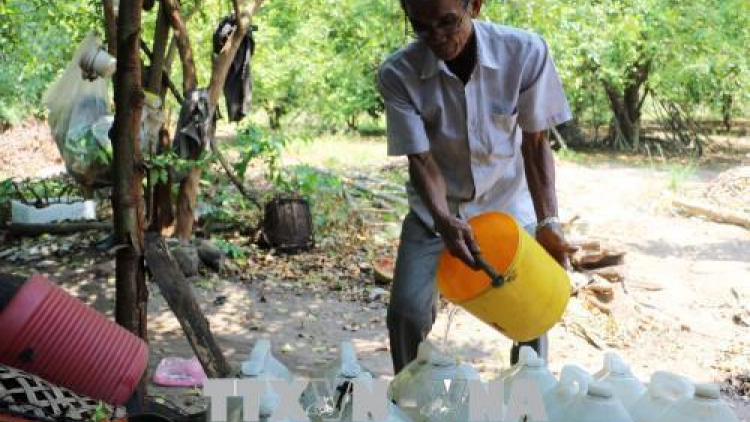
{"left": 536, "top": 216, "right": 561, "bottom": 232}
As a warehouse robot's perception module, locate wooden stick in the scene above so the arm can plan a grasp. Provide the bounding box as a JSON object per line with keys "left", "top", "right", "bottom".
{"left": 144, "top": 233, "right": 233, "bottom": 378}
{"left": 673, "top": 197, "right": 750, "bottom": 228}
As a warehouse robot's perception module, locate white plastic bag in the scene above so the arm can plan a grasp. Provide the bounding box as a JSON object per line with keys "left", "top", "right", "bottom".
{"left": 43, "top": 33, "right": 112, "bottom": 187}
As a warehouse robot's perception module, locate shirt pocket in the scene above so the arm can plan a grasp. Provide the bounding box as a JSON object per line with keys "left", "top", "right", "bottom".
{"left": 486, "top": 105, "right": 519, "bottom": 157}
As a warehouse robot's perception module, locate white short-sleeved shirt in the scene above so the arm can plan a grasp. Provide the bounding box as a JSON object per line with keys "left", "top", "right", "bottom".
{"left": 378, "top": 20, "right": 572, "bottom": 229}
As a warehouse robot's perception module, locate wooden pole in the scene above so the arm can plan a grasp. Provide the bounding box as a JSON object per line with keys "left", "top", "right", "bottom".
{"left": 145, "top": 233, "right": 233, "bottom": 377}
{"left": 112, "top": 0, "right": 148, "bottom": 354}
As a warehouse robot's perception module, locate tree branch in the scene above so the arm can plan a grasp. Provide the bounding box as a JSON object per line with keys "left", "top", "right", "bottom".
{"left": 102, "top": 0, "right": 118, "bottom": 55}
{"left": 161, "top": 0, "right": 197, "bottom": 92}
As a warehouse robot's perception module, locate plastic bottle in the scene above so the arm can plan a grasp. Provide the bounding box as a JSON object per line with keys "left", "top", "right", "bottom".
{"left": 543, "top": 365, "right": 592, "bottom": 422}
{"left": 560, "top": 382, "right": 633, "bottom": 422}
{"left": 500, "top": 346, "right": 558, "bottom": 403}
{"left": 630, "top": 371, "right": 694, "bottom": 422}
{"left": 389, "top": 340, "right": 480, "bottom": 422}
{"left": 302, "top": 342, "right": 414, "bottom": 422}
{"left": 226, "top": 339, "right": 303, "bottom": 422}
{"left": 662, "top": 383, "right": 739, "bottom": 422}
{"left": 593, "top": 352, "right": 646, "bottom": 411}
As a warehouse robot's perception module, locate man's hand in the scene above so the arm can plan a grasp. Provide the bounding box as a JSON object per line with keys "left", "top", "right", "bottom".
{"left": 536, "top": 223, "right": 577, "bottom": 269}
{"left": 434, "top": 215, "right": 480, "bottom": 269}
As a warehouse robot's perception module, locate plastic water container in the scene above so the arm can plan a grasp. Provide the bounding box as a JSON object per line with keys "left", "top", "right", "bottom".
{"left": 662, "top": 383, "right": 739, "bottom": 422}
{"left": 389, "top": 340, "right": 480, "bottom": 422}
{"left": 436, "top": 212, "right": 570, "bottom": 342}
{"left": 499, "top": 346, "right": 558, "bottom": 403}
{"left": 0, "top": 274, "right": 147, "bottom": 405}
{"left": 630, "top": 371, "right": 694, "bottom": 422}
{"left": 560, "top": 382, "right": 633, "bottom": 422}
{"left": 593, "top": 352, "right": 646, "bottom": 411}
{"left": 543, "top": 365, "right": 591, "bottom": 422}
{"left": 217, "top": 339, "right": 303, "bottom": 422}
{"left": 241, "top": 338, "right": 294, "bottom": 381}
{"left": 301, "top": 342, "right": 413, "bottom": 422}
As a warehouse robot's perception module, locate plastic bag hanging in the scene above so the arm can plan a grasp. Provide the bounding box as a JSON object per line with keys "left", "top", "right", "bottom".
{"left": 43, "top": 32, "right": 113, "bottom": 187}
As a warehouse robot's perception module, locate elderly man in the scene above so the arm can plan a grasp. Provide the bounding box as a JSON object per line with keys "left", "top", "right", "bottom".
{"left": 378, "top": 0, "right": 576, "bottom": 374}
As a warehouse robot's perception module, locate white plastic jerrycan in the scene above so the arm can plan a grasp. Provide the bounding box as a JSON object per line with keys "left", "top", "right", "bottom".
{"left": 560, "top": 381, "right": 633, "bottom": 422}
{"left": 389, "top": 340, "right": 480, "bottom": 422}
{"left": 662, "top": 383, "right": 739, "bottom": 422}
{"left": 217, "top": 339, "right": 304, "bottom": 422}
{"left": 499, "top": 346, "right": 558, "bottom": 403}
{"left": 543, "top": 365, "right": 592, "bottom": 422}
{"left": 241, "top": 338, "right": 294, "bottom": 381}
{"left": 301, "top": 342, "right": 414, "bottom": 422}
{"left": 593, "top": 352, "right": 646, "bottom": 412}
{"left": 630, "top": 371, "right": 694, "bottom": 422}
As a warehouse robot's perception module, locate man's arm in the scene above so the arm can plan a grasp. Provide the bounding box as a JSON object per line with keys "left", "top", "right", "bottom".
{"left": 521, "top": 130, "right": 576, "bottom": 267}
{"left": 408, "top": 152, "right": 479, "bottom": 268}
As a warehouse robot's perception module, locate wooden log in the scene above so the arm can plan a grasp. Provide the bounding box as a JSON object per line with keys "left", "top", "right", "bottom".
{"left": 144, "top": 233, "right": 233, "bottom": 378}
{"left": 572, "top": 248, "right": 625, "bottom": 270}
{"left": 673, "top": 197, "right": 750, "bottom": 228}
{"left": 587, "top": 265, "right": 626, "bottom": 283}
{"left": 8, "top": 221, "right": 110, "bottom": 235}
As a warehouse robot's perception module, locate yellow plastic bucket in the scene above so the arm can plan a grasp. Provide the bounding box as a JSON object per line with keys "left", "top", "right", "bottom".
{"left": 436, "top": 212, "right": 570, "bottom": 342}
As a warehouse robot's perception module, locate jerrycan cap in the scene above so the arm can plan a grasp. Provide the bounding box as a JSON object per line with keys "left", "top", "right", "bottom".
{"left": 587, "top": 383, "right": 613, "bottom": 399}
{"left": 695, "top": 383, "right": 720, "bottom": 400}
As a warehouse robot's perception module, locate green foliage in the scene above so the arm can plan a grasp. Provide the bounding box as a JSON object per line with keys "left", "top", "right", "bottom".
{"left": 667, "top": 163, "right": 697, "bottom": 192}
{"left": 213, "top": 238, "right": 246, "bottom": 259}
{"left": 90, "top": 401, "right": 110, "bottom": 422}
{"left": 1, "top": 0, "right": 747, "bottom": 140}
{"left": 275, "top": 164, "right": 351, "bottom": 232}
{"left": 0, "top": 0, "right": 99, "bottom": 126}
{"left": 234, "top": 122, "right": 288, "bottom": 183}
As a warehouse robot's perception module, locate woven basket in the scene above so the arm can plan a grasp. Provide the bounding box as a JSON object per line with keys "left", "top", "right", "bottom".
{"left": 0, "top": 364, "right": 125, "bottom": 422}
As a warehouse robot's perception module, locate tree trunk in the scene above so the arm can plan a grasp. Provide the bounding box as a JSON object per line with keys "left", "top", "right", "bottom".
{"left": 113, "top": 0, "right": 148, "bottom": 350}
{"left": 603, "top": 59, "right": 651, "bottom": 151}
{"left": 145, "top": 2, "right": 174, "bottom": 233}
{"left": 174, "top": 166, "right": 201, "bottom": 241}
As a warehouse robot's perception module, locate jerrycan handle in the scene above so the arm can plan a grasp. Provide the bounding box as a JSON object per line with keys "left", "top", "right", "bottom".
{"left": 649, "top": 371, "right": 694, "bottom": 400}
{"left": 473, "top": 252, "right": 505, "bottom": 288}
{"left": 559, "top": 365, "right": 592, "bottom": 396}
{"left": 242, "top": 339, "right": 272, "bottom": 377}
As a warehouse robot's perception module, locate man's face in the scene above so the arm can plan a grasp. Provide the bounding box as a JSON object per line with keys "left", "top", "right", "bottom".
{"left": 403, "top": 0, "right": 480, "bottom": 61}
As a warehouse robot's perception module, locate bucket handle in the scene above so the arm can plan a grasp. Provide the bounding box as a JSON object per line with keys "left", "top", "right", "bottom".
{"left": 473, "top": 252, "right": 505, "bottom": 288}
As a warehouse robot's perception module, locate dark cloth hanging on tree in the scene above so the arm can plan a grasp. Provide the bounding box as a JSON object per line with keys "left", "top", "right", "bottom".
{"left": 213, "top": 16, "right": 255, "bottom": 122}
{"left": 173, "top": 89, "right": 214, "bottom": 161}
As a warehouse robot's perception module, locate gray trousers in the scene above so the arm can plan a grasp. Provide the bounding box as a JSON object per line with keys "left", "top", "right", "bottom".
{"left": 387, "top": 212, "right": 548, "bottom": 374}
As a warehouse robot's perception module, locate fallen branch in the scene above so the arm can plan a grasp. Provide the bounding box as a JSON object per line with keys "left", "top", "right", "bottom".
{"left": 144, "top": 233, "right": 233, "bottom": 378}
{"left": 673, "top": 197, "right": 750, "bottom": 228}
{"left": 311, "top": 168, "right": 409, "bottom": 206}
{"left": 8, "top": 221, "right": 110, "bottom": 235}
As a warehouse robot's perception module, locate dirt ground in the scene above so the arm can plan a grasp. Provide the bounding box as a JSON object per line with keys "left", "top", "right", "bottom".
{"left": 1, "top": 122, "right": 748, "bottom": 419}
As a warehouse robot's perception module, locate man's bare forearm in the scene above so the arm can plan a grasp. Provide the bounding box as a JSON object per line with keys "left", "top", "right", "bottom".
{"left": 521, "top": 131, "right": 558, "bottom": 222}
{"left": 408, "top": 151, "right": 478, "bottom": 266}
{"left": 408, "top": 152, "right": 451, "bottom": 223}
